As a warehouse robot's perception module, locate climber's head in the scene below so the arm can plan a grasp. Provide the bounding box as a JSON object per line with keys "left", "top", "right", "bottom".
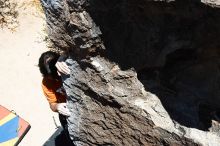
{"left": 38, "top": 51, "right": 60, "bottom": 79}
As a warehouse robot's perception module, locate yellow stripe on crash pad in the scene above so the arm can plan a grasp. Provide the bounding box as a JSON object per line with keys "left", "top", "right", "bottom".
{"left": 0, "top": 137, "right": 18, "bottom": 146}
{"left": 0, "top": 113, "right": 17, "bottom": 126}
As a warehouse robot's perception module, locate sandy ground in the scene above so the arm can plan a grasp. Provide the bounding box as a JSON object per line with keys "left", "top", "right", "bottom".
{"left": 0, "top": 1, "right": 60, "bottom": 145}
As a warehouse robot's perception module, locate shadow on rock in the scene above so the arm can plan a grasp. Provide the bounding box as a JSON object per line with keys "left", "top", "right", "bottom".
{"left": 86, "top": 0, "right": 220, "bottom": 131}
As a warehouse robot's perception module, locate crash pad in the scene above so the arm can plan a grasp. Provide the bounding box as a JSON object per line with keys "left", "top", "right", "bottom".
{"left": 0, "top": 105, "right": 31, "bottom": 146}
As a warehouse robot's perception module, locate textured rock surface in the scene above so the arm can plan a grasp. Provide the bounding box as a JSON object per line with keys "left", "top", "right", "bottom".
{"left": 41, "top": 0, "right": 220, "bottom": 145}
{"left": 202, "top": 0, "right": 220, "bottom": 7}
{"left": 63, "top": 57, "right": 200, "bottom": 146}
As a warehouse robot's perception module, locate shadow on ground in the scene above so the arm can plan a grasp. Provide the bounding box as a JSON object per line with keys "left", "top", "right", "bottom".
{"left": 43, "top": 127, "right": 74, "bottom": 146}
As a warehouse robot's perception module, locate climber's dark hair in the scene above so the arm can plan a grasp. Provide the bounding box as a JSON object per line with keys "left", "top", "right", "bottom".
{"left": 38, "top": 51, "right": 60, "bottom": 78}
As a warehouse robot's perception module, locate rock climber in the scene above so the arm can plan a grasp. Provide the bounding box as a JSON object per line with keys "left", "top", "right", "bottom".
{"left": 38, "top": 51, "right": 71, "bottom": 134}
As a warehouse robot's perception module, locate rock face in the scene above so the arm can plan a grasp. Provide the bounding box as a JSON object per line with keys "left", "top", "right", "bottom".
{"left": 61, "top": 57, "right": 200, "bottom": 146}
{"left": 41, "top": 0, "right": 220, "bottom": 145}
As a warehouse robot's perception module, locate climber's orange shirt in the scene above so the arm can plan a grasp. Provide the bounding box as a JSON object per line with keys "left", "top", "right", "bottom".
{"left": 41, "top": 77, "right": 66, "bottom": 104}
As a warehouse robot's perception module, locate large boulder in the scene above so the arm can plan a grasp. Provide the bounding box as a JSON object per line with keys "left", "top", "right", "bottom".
{"left": 41, "top": 0, "right": 220, "bottom": 145}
